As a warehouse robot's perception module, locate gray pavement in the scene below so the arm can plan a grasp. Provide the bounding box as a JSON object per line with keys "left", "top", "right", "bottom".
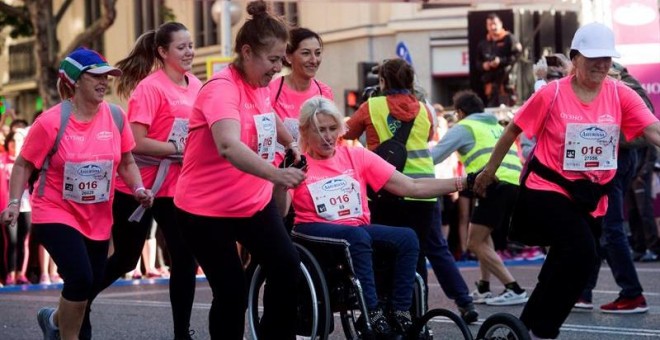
{"left": 0, "top": 260, "right": 659, "bottom": 339}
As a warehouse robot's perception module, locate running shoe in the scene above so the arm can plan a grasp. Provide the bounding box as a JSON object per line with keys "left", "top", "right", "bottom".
{"left": 600, "top": 295, "right": 649, "bottom": 314}
{"left": 390, "top": 310, "right": 413, "bottom": 335}
{"left": 573, "top": 299, "right": 593, "bottom": 311}
{"left": 37, "top": 307, "right": 60, "bottom": 340}
{"left": 522, "top": 247, "right": 546, "bottom": 261}
{"left": 458, "top": 303, "right": 479, "bottom": 324}
{"left": 471, "top": 289, "right": 493, "bottom": 304}
{"left": 486, "top": 289, "right": 528, "bottom": 306}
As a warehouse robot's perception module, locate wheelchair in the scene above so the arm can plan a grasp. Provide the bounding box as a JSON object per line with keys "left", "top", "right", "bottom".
{"left": 247, "top": 231, "right": 473, "bottom": 339}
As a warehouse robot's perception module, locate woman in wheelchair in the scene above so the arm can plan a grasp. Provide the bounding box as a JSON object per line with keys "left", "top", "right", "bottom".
{"left": 275, "top": 96, "right": 471, "bottom": 337}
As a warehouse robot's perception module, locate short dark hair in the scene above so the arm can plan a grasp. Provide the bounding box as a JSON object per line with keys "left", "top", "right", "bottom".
{"left": 10, "top": 119, "right": 28, "bottom": 130}
{"left": 379, "top": 59, "right": 415, "bottom": 92}
{"left": 453, "top": 90, "right": 485, "bottom": 116}
{"left": 486, "top": 13, "right": 500, "bottom": 21}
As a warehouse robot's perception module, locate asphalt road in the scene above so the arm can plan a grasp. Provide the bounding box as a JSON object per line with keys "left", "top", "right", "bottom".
{"left": 0, "top": 259, "right": 658, "bottom": 339}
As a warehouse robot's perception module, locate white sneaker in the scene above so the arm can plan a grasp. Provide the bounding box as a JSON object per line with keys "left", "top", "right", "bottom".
{"left": 486, "top": 289, "right": 528, "bottom": 306}
{"left": 471, "top": 289, "right": 493, "bottom": 304}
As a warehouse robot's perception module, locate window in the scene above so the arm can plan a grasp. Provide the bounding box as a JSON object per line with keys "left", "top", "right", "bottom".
{"left": 134, "top": 0, "right": 166, "bottom": 39}
{"left": 85, "top": 0, "right": 104, "bottom": 54}
{"left": 9, "top": 41, "right": 36, "bottom": 81}
{"left": 194, "top": 1, "right": 218, "bottom": 47}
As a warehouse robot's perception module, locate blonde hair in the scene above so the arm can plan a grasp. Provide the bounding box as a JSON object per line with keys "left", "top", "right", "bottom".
{"left": 298, "top": 96, "right": 346, "bottom": 153}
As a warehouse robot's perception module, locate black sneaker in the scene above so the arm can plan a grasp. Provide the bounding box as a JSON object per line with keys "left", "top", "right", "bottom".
{"left": 367, "top": 308, "right": 392, "bottom": 335}
{"left": 390, "top": 310, "right": 413, "bottom": 335}
{"left": 174, "top": 329, "right": 196, "bottom": 340}
{"left": 458, "top": 303, "right": 478, "bottom": 324}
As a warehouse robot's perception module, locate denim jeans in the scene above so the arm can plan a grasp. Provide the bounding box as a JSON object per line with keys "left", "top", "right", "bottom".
{"left": 581, "top": 148, "right": 644, "bottom": 301}
{"left": 294, "top": 222, "right": 419, "bottom": 311}
{"left": 371, "top": 200, "right": 472, "bottom": 308}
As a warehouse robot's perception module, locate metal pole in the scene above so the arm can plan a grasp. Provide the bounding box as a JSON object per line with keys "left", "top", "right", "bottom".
{"left": 222, "top": 0, "right": 232, "bottom": 57}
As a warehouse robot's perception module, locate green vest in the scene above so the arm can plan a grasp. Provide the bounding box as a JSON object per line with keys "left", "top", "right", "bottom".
{"left": 457, "top": 117, "right": 521, "bottom": 185}
{"left": 369, "top": 96, "right": 436, "bottom": 202}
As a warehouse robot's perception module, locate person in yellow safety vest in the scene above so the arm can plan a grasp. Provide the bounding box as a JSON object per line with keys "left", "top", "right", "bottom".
{"left": 430, "top": 89, "right": 528, "bottom": 306}
{"left": 345, "top": 58, "right": 479, "bottom": 324}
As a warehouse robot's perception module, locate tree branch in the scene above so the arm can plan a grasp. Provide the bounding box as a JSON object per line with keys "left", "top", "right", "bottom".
{"left": 54, "top": 0, "right": 73, "bottom": 25}
{"left": 0, "top": 3, "right": 30, "bottom": 21}
{"left": 58, "top": 0, "right": 117, "bottom": 63}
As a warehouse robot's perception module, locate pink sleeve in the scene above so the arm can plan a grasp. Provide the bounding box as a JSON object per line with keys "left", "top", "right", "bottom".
{"left": 20, "top": 118, "right": 55, "bottom": 169}
{"left": 358, "top": 148, "right": 396, "bottom": 192}
{"left": 618, "top": 84, "right": 658, "bottom": 141}
{"left": 119, "top": 109, "right": 136, "bottom": 153}
{"left": 127, "top": 82, "right": 162, "bottom": 128}
{"left": 198, "top": 77, "right": 241, "bottom": 127}
{"left": 513, "top": 82, "right": 557, "bottom": 139}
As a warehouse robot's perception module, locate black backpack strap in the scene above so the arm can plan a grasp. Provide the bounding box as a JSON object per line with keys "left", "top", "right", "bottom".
{"left": 37, "top": 100, "right": 73, "bottom": 196}
{"left": 275, "top": 77, "right": 285, "bottom": 102}
{"left": 391, "top": 119, "right": 414, "bottom": 144}
{"left": 314, "top": 79, "right": 322, "bottom": 95}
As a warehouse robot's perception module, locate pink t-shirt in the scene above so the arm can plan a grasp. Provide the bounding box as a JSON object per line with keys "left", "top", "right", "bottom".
{"left": 115, "top": 70, "right": 202, "bottom": 197}
{"left": 514, "top": 76, "right": 657, "bottom": 216}
{"left": 21, "top": 102, "right": 135, "bottom": 240}
{"left": 292, "top": 146, "right": 395, "bottom": 226}
{"left": 174, "top": 65, "right": 276, "bottom": 218}
{"left": 269, "top": 77, "right": 334, "bottom": 120}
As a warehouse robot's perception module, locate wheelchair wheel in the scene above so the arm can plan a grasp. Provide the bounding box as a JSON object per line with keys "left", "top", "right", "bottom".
{"left": 475, "top": 313, "right": 530, "bottom": 340}
{"left": 408, "top": 308, "right": 474, "bottom": 340}
{"left": 247, "top": 244, "right": 332, "bottom": 339}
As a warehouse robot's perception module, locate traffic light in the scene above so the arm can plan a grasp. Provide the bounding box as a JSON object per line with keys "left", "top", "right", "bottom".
{"left": 357, "top": 61, "right": 379, "bottom": 93}
{"left": 344, "top": 89, "right": 360, "bottom": 115}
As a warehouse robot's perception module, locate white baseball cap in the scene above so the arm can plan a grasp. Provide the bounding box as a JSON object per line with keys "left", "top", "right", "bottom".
{"left": 570, "top": 22, "right": 620, "bottom": 58}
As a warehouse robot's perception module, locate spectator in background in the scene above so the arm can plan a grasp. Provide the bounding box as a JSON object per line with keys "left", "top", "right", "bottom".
{"left": 431, "top": 90, "right": 527, "bottom": 307}
{"left": 476, "top": 13, "right": 522, "bottom": 107}
{"left": 1, "top": 132, "right": 31, "bottom": 286}
{"left": 613, "top": 61, "right": 660, "bottom": 263}
{"left": 345, "top": 59, "right": 478, "bottom": 324}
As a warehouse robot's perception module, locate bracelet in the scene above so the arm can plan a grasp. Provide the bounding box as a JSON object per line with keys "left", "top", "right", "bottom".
{"left": 133, "top": 186, "right": 146, "bottom": 195}
{"left": 168, "top": 140, "right": 181, "bottom": 155}
{"left": 7, "top": 198, "right": 20, "bottom": 206}
{"left": 455, "top": 177, "right": 464, "bottom": 192}
{"left": 286, "top": 141, "right": 299, "bottom": 150}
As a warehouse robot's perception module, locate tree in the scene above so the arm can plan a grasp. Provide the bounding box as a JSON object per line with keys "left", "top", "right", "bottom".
{"left": 0, "top": 0, "right": 117, "bottom": 109}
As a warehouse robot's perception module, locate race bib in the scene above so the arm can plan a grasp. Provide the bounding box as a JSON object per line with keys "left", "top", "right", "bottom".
{"left": 167, "top": 118, "right": 189, "bottom": 151}
{"left": 254, "top": 112, "right": 277, "bottom": 162}
{"left": 63, "top": 160, "right": 113, "bottom": 204}
{"left": 563, "top": 123, "right": 619, "bottom": 171}
{"left": 307, "top": 174, "right": 363, "bottom": 221}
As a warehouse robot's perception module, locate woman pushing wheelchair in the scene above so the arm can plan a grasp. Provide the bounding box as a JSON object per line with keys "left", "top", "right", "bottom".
{"left": 275, "top": 96, "right": 475, "bottom": 338}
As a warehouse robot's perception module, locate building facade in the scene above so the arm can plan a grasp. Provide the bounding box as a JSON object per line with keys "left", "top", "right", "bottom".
{"left": 0, "top": 0, "right": 627, "bottom": 122}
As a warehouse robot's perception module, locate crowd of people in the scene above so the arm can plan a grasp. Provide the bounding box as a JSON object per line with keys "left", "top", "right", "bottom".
{"left": 0, "top": 1, "right": 659, "bottom": 340}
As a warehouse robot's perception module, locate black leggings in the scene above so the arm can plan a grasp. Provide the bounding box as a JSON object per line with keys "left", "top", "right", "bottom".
{"left": 92, "top": 191, "right": 197, "bottom": 337}
{"left": 3, "top": 211, "right": 31, "bottom": 273}
{"left": 175, "top": 200, "right": 300, "bottom": 340}
{"left": 33, "top": 223, "right": 109, "bottom": 301}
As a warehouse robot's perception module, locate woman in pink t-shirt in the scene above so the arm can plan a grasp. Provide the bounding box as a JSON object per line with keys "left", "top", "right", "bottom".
{"left": 79, "top": 22, "right": 201, "bottom": 340}
{"left": 277, "top": 96, "right": 470, "bottom": 336}
{"left": 0, "top": 48, "right": 153, "bottom": 340}
{"left": 269, "top": 27, "right": 334, "bottom": 141}
{"left": 173, "top": 2, "right": 305, "bottom": 339}
{"left": 474, "top": 23, "right": 660, "bottom": 339}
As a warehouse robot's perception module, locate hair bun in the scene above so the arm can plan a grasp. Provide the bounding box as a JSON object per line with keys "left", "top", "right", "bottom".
{"left": 247, "top": 0, "right": 268, "bottom": 19}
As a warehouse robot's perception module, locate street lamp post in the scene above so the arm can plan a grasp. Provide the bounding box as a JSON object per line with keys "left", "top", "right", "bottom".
{"left": 212, "top": 0, "right": 242, "bottom": 57}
